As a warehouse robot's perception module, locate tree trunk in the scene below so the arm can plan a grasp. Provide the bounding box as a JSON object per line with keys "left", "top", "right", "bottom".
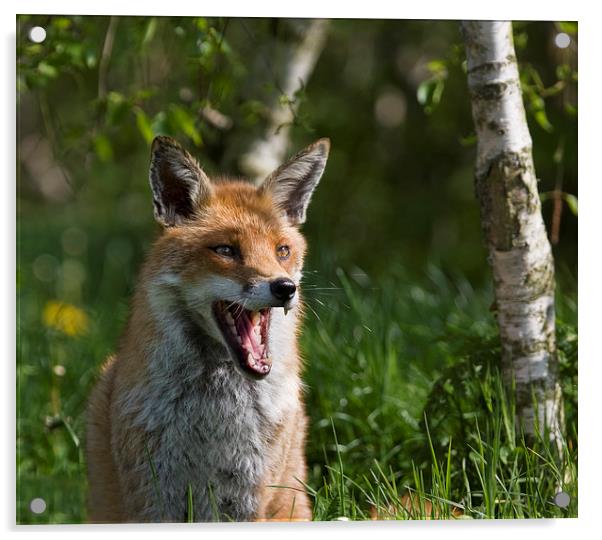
{"left": 239, "top": 19, "right": 329, "bottom": 182}
{"left": 460, "top": 21, "right": 563, "bottom": 443}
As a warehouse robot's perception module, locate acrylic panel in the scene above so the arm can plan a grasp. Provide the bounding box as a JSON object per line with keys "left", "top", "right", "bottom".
{"left": 16, "top": 15, "right": 578, "bottom": 524}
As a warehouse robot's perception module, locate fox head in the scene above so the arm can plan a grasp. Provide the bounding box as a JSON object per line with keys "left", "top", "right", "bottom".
{"left": 144, "top": 136, "right": 330, "bottom": 379}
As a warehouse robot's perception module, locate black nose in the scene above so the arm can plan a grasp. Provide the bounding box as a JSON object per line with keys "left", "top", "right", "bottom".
{"left": 270, "top": 278, "right": 297, "bottom": 302}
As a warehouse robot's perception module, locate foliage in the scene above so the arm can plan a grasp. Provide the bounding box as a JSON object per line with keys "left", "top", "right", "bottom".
{"left": 413, "top": 23, "right": 579, "bottom": 240}
{"left": 17, "top": 16, "right": 578, "bottom": 281}
{"left": 416, "top": 58, "right": 451, "bottom": 115}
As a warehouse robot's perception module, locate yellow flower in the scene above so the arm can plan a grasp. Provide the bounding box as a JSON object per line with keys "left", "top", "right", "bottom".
{"left": 43, "top": 300, "right": 89, "bottom": 337}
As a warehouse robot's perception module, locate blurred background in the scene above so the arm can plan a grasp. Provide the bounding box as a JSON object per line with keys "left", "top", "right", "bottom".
{"left": 16, "top": 16, "right": 577, "bottom": 523}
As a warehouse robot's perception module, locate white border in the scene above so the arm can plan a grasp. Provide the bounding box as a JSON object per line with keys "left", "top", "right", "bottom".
{"left": 5, "top": 0, "right": 588, "bottom": 19}
{"left": 3, "top": 1, "right": 599, "bottom": 539}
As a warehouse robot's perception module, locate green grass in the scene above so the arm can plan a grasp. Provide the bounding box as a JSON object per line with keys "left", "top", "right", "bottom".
{"left": 16, "top": 216, "right": 578, "bottom": 523}
{"left": 300, "top": 267, "right": 577, "bottom": 520}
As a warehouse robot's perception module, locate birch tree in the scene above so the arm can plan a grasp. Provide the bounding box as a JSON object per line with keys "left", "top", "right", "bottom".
{"left": 239, "top": 19, "right": 329, "bottom": 182}
{"left": 460, "top": 21, "right": 563, "bottom": 443}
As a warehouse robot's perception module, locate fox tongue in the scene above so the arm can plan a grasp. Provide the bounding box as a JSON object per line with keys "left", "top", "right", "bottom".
{"left": 235, "top": 310, "right": 263, "bottom": 358}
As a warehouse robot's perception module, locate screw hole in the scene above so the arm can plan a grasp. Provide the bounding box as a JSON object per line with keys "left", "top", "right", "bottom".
{"left": 29, "top": 497, "right": 47, "bottom": 514}
{"left": 28, "top": 26, "right": 46, "bottom": 43}
{"left": 553, "top": 491, "right": 570, "bottom": 508}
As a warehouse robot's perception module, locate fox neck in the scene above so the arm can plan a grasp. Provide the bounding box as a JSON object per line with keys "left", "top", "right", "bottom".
{"left": 119, "top": 276, "right": 303, "bottom": 521}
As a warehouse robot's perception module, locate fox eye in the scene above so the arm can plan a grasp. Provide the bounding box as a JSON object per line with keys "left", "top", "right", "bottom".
{"left": 213, "top": 245, "right": 236, "bottom": 258}
{"left": 277, "top": 245, "right": 291, "bottom": 259}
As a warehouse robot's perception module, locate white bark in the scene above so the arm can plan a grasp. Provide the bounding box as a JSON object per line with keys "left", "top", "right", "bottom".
{"left": 461, "top": 21, "right": 563, "bottom": 442}
{"left": 239, "top": 19, "right": 329, "bottom": 182}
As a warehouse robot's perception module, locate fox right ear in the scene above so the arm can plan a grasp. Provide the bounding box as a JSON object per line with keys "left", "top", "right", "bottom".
{"left": 148, "top": 136, "right": 212, "bottom": 227}
{"left": 260, "top": 138, "right": 330, "bottom": 226}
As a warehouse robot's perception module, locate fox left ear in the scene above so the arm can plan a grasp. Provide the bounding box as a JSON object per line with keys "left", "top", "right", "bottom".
{"left": 260, "top": 138, "right": 330, "bottom": 226}
{"left": 149, "top": 136, "right": 213, "bottom": 227}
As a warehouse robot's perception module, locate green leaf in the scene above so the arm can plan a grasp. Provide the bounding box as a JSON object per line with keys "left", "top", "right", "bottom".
{"left": 195, "top": 17, "right": 209, "bottom": 31}
{"left": 106, "top": 91, "right": 130, "bottom": 125}
{"left": 556, "top": 64, "right": 571, "bottom": 81}
{"left": 142, "top": 18, "right": 158, "bottom": 47}
{"left": 553, "top": 142, "right": 564, "bottom": 164}
{"left": 514, "top": 31, "right": 528, "bottom": 49}
{"left": 534, "top": 110, "right": 553, "bottom": 133}
{"left": 563, "top": 193, "right": 578, "bottom": 216}
{"left": 540, "top": 192, "right": 578, "bottom": 217}
{"left": 417, "top": 80, "right": 432, "bottom": 106}
{"left": 278, "top": 93, "right": 291, "bottom": 106}
{"left": 417, "top": 78, "right": 445, "bottom": 114}
{"left": 85, "top": 49, "right": 97, "bottom": 69}
{"left": 107, "top": 91, "right": 125, "bottom": 105}
{"left": 24, "top": 44, "right": 43, "bottom": 56}
{"left": 37, "top": 61, "right": 58, "bottom": 78}
{"left": 64, "top": 43, "right": 84, "bottom": 66}
{"left": 530, "top": 94, "right": 545, "bottom": 111}
{"left": 93, "top": 134, "right": 113, "bottom": 162}
{"left": 169, "top": 105, "right": 202, "bottom": 146}
{"left": 151, "top": 111, "right": 168, "bottom": 134}
{"left": 459, "top": 134, "right": 477, "bottom": 147}
{"left": 557, "top": 22, "right": 578, "bottom": 35}
{"left": 134, "top": 108, "right": 154, "bottom": 144}
{"left": 432, "top": 79, "right": 445, "bottom": 106}
{"left": 426, "top": 60, "right": 446, "bottom": 75}
{"left": 52, "top": 17, "right": 72, "bottom": 30}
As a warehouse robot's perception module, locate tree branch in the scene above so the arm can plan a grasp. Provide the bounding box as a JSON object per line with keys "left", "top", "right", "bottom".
{"left": 239, "top": 19, "right": 329, "bottom": 182}
{"left": 98, "top": 16, "right": 119, "bottom": 100}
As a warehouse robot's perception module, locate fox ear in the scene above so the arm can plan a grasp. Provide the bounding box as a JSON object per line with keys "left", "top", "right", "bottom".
{"left": 148, "top": 136, "right": 212, "bottom": 227}
{"left": 260, "top": 138, "right": 330, "bottom": 226}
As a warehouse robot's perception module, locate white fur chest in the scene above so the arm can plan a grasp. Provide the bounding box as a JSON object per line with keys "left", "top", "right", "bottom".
{"left": 114, "top": 317, "right": 300, "bottom": 522}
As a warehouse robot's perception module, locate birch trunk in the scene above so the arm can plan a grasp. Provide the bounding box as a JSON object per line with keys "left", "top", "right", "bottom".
{"left": 460, "top": 21, "right": 563, "bottom": 442}
{"left": 239, "top": 19, "right": 329, "bottom": 182}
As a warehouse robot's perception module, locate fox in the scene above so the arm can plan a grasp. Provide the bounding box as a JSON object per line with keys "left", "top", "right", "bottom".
{"left": 86, "top": 135, "right": 330, "bottom": 523}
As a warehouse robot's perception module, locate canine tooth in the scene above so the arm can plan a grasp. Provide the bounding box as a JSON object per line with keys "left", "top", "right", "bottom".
{"left": 284, "top": 307, "right": 290, "bottom": 316}
{"left": 250, "top": 312, "right": 260, "bottom": 326}
{"left": 225, "top": 312, "right": 235, "bottom": 326}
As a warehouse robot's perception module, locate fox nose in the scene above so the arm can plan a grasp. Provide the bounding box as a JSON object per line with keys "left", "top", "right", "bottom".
{"left": 270, "top": 278, "right": 297, "bottom": 302}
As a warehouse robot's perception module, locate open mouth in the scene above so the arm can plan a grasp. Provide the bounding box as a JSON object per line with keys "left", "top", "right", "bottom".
{"left": 213, "top": 301, "right": 272, "bottom": 379}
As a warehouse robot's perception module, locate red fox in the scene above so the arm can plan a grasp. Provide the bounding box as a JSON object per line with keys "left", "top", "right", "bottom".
{"left": 86, "top": 136, "right": 330, "bottom": 523}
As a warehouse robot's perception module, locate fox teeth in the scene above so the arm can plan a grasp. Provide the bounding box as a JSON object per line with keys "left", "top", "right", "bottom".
{"left": 247, "top": 352, "right": 254, "bottom": 366}
{"left": 284, "top": 307, "right": 290, "bottom": 316}
{"left": 250, "top": 312, "right": 260, "bottom": 326}
{"left": 253, "top": 326, "right": 261, "bottom": 337}
{"left": 225, "top": 312, "right": 235, "bottom": 326}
